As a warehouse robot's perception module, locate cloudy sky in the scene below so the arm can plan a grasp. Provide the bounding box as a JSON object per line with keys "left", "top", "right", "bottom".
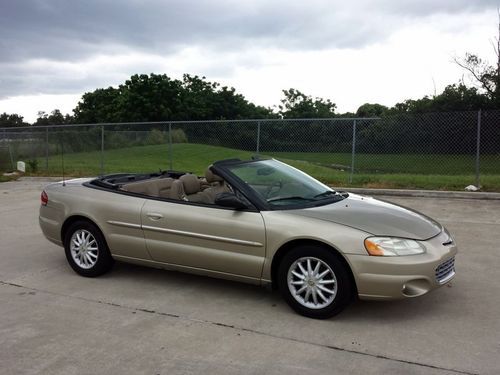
{"left": 0, "top": 0, "right": 498, "bottom": 122}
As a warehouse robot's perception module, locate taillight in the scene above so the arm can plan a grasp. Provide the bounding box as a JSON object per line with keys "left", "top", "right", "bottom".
{"left": 41, "top": 191, "right": 48, "bottom": 206}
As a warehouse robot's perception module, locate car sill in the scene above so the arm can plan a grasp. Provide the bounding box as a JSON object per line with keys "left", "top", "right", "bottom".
{"left": 112, "top": 254, "right": 263, "bottom": 285}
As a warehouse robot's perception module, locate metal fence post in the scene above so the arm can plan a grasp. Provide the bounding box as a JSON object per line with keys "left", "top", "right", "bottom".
{"left": 349, "top": 119, "right": 357, "bottom": 184}
{"left": 100, "top": 126, "right": 104, "bottom": 176}
{"left": 2, "top": 129, "right": 15, "bottom": 171}
{"left": 168, "top": 122, "right": 173, "bottom": 170}
{"left": 475, "top": 109, "right": 482, "bottom": 188}
{"left": 256, "top": 120, "right": 261, "bottom": 155}
{"left": 45, "top": 127, "right": 49, "bottom": 170}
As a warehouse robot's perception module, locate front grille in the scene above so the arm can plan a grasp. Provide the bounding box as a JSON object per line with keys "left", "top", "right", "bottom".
{"left": 435, "top": 257, "right": 455, "bottom": 284}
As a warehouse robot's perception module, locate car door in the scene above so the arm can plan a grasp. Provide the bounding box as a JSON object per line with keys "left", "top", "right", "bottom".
{"left": 87, "top": 189, "right": 150, "bottom": 260}
{"left": 141, "top": 199, "right": 266, "bottom": 279}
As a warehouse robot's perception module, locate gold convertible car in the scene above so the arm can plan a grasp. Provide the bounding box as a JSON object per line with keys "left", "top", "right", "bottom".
{"left": 39, "top": 158, "right": 457, "bottom": 319}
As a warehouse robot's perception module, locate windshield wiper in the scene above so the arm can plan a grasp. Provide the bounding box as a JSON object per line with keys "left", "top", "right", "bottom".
{"left": 313, "top": 190, "right": 346, "bottom": 202}
{"left": 267, "top": 196, "right": 315, "bottom": 203}
{"left": 313, "top": 190, "right": 337, "bottom": 199}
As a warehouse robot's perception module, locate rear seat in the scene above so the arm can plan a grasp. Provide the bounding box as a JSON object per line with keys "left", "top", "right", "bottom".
{"left": 156, "top": 178, "right": 174, "bottom": 198}
{"left": 122, "top": 179, "right": 159, "bottom": 196}
{"left": 121, "top": 168, "right": 229, "bottom": 205}
{"left": 122, "top": 177, "right": 174, "bottom": 197}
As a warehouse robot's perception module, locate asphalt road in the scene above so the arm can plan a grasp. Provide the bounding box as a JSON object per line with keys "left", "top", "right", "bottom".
{"left": 1, "top": 178, "right": 499, "bottom": 375}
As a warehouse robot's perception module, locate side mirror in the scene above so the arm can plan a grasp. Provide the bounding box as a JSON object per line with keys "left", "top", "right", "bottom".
{"left": 214, "top": 192, "right": 248, "bottom": 210}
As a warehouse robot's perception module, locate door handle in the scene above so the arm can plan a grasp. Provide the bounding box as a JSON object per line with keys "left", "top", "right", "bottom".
{"left": 146, "top": 212, "right": 163, "bottom": 220}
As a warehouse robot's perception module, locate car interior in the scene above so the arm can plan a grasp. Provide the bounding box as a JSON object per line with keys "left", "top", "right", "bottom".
{"left": 119, "top": 166, "right": 231, "bottom": 204}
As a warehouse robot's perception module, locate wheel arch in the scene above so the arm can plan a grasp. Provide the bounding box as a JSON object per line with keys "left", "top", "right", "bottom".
{"left": 270, "top": 239, "right": 358, "bottom": 297}
{"left": 61, "top": 215, "right": 105, "bottom": 243}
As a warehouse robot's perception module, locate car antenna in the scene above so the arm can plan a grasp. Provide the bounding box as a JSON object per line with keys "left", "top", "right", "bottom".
{"left": 61, "top": 133, "right": 66, "bottom": 186}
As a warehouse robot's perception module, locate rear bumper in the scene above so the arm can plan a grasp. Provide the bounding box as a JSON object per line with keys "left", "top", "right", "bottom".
{"left": 347, "top": 231, "right": 457, "bottom": 300}
{"left": 39, "top": 209, "right": 63, "bottom": 247}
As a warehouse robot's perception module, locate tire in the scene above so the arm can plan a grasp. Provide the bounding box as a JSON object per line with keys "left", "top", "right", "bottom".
{"left": 277, "top": 245, "right": 353, "bottom": 319}
{"left": 64, "top": 220, "right": 114, "bottom": 277}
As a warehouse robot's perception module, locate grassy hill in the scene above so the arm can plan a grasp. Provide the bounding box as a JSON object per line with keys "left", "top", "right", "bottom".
{"left": 33, "top": 143, "right": 500, "bottom": 191}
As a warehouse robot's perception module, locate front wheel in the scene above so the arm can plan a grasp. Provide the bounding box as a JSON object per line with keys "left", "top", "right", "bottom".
{"left": 278, "top": 245, "right": 353, "bottom": 319}
{"left": 64, "top": 220, "right": 114, "bottom": 277}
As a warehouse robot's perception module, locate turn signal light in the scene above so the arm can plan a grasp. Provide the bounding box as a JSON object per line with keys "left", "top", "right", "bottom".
{"left": 364, "top": 239, "right": 384, "bottom": 256}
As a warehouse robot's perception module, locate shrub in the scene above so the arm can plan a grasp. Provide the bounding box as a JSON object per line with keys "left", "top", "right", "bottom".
{"left": 106, "top": 131, "right": 130, "bottom": 149}
{"left": 27, "top": 159, "right": 39, "bottom": 173}
{"left": 146, "top": 129, "right": 167, "bottom": 145}
{"left": 145, "top": 128, "right": 188, "bottom": 145}
{"left": 171, "top": 128, "right": 188, "bottom": 143}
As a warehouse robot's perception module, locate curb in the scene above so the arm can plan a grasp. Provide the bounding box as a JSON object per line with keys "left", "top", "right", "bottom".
{"left": 342, "top": 187, "right": 500, "bottom": 200}
{"left": 16, "top": 177, "right": 67, "bottom": 182}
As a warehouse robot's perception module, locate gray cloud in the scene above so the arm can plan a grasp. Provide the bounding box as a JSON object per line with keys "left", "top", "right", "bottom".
{"left": 3, "top": 0, "right": 496, "bottom": 60}
{"left": 377, "top": 0, "right": 498, "bottom": 17}
{"left": 0, "top": 0, "right": 497, "bottom": 98}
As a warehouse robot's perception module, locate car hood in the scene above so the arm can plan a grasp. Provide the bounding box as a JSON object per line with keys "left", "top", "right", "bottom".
{"left": 289, "top": 194, "right": 442, "bottom": 240}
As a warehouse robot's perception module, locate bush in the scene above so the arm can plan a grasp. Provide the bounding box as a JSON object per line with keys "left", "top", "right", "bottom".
{"left": 171, "top": 128, "right": 188, "bottom": 143}
{"left": 146, "top": 129, "right": 167, "bottom": 145}
{"left": 27, "top": 159, "right": 39, "bottom": 173}
{"left": 145, "top": 128, "right": 188, "bottom": 145}
{"left": 106, "top": 131, "right": 130, "bottom": 149}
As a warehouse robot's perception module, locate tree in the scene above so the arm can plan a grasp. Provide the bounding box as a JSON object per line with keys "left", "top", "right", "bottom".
{"left": 72, "top": 73, "right": 274, "bottom": 123}
{"left": 356, "top": 103, "right": 389, "bottom": 117}
{"left": 34, "top": 109, "right": 73, "bottom": 126}
{"left": 73, "top": 87, "right": 121, "bottom": 124}
{"left": 177, "top": 74, "right": 273, "bottom": 120}
{"left": 391, "top": 84, "right": 490, "bottom": 113}
{"left": 278, "top": 89, "right": 336, "bottom": 118}
{"left": 454, "top": 16, "right": 500, "bottom": 105}
{"left": 114, "top": 73, "right": 183, "bottom": 122}
{"left": 0, "top": 112, "right": 29, "bottom": 127}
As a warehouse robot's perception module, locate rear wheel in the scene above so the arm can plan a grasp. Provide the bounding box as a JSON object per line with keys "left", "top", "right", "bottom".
{"left": 64, "top": 220, "right": 113, "bottom": 277}
{"left": 278, "top": 245, "right": 353, "bottom": 319}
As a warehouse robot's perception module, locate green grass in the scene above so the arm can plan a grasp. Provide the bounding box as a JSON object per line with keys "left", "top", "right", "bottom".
{"left": 267, "top": 151, "right": 500, "bottom": 175}
{"left": 40, "top": 143, "right": 255, "bottom": 176}
{"left": 0, "top": 174, "right": 19, "bottom": 183}
{"left": 33, "top": 143, "right": 500, "bottom": 191}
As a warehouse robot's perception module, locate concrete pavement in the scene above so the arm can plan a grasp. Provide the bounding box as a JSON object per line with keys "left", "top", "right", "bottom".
{"left": 1, "top": 178, "right": 499, "bottom": 374}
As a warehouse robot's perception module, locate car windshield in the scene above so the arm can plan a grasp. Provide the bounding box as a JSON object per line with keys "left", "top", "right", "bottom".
{"left": 226, "top": 159, "right": 345, "bottom": 208}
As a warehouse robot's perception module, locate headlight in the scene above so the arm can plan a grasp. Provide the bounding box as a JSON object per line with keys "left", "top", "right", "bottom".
{"left": 364, "top": 237, "right": 426, "bottom": 256}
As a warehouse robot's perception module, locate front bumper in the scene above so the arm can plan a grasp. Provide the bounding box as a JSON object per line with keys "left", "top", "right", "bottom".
{"left": 347, "top": 231, "right": 457, "bottom": 300}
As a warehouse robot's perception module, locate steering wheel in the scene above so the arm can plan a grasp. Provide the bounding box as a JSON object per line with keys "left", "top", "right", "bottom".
{"left": 265, "top": 180, "right": 283, "bottom": 199}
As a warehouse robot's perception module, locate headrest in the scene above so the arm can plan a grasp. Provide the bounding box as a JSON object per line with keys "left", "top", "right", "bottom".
{"left": 205, "top": 166, "right": 223, "bottom": 183}
{"left": 180, "top": 174, "right": 200, "bottom": 195}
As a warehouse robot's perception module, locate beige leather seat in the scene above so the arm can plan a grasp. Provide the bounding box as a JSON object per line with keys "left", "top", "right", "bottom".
{"left": 123, "top": 177, "right": 175, "bottom": 198}
{"left": 203, "top": 166, "right": 230, "bottom": 203}
{"left": 167, "top": 179, "right": 188, "bottom": 200}
{"left": 156, "top": 177, "right": 174, "bottom": 198}
{"left": 121, "top": 171, "right": 227, "bottom": 204}
{"left": 122, "top": 180, "right": 160, "bottom": 196}
{"left": 179, "top": 174, "right": 211, "bottom": 203}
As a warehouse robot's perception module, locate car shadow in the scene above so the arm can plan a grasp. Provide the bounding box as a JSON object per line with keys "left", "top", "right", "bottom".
{"left": 108, "top": 261, "right": 279, "bottom": 307}
{"left": 106, "top": 261, "right": 454, "bottom": 323}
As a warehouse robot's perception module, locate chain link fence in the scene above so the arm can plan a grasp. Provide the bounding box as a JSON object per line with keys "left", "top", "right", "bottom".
{"left": 1, "top": 110, "right": 499, "bottom": 191}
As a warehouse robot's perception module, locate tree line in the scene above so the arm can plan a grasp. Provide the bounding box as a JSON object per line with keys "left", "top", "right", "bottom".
{"left": 1, "top": 52, "right": 500, "bottom": 129}
{"left": 1, "top": 42, "right": 500, "bottom": 155}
